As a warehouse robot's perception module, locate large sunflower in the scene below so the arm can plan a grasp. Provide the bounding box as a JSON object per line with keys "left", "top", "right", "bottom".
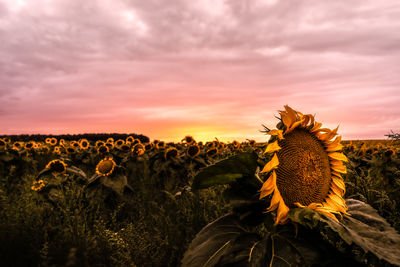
{"left": 259, "top": 105, "right": 348, "bottom": 225}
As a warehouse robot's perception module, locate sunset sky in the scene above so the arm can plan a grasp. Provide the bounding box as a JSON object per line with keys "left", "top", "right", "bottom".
{"left": 1, "top": 0, "right": 400, "bottom": 142}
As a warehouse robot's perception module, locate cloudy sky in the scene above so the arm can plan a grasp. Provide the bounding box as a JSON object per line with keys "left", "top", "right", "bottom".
{"left": 1, "top": 0, "right": 400, "bottom": 142}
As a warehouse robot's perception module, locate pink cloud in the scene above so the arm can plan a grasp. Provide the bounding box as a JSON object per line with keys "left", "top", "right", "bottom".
{"left": 1, "top": 0, "right": 399, "bottom": 141}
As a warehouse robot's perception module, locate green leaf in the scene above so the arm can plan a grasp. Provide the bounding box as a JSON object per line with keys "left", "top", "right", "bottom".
{"left": 181, "top": 213, "right": 262, "bottom": 267}
{"left": 288, "top": 198, "right": 400, "bottom": 266}
{"left": 101, "top": 175, "right": 129, "bottom": 196}
{"left": 192, "top": 152, "right": 258, "bottom": 190}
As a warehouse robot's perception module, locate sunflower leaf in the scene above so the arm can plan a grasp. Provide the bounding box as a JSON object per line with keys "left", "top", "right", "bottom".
{"left": 181, "top": 213, "right": 263, "bottom": 267}
{"left": 288, "top": 198, "right": 400, "bottom": 266}
{"left": 192, "top": 152, "right": 258, "bottom": 190}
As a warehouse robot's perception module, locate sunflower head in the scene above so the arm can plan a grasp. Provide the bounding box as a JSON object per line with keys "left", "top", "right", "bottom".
{"left": 12, "top": 141, "right": 23, "bottom": 151}
{"left": 206, "top": 147, "right": 218, "bottom": 157}
{"left": 165, "top": 147, "right": 179, "bottom": 160}
{"left": 66, "top": 146, "right": 77, "bottom": 154}
{"left": 79, "top": 139, "right": 90, "bottom": 150}
{"left": 25, "top": 141, "right": 36, "bottom": 150}
{"left": 182, "top": 135, "right": 195, "bottom": 145}
{"left": 132, "top": 143, "right": 145, "bottom": 157}
{"left": 105, "top": 142, "right": 114, "bottom": 150}
{"left": 144, "top": 143, "right": 153, "bottom": 151}
{"left": 106, "top": 138, "right": 114, "bottom": 144}
{"left": 187, "top": 144, "right": 200, "bottom": 158}
{"left": 3, "top": 137, "right": 11, "bottom": 144}
{"left": 119, "top": 143, "right": 131, "bottom": 152}
{"left": 96, "top": 157, "right": 116, "bottom": 176}
{"left": 0, "top": 139, "right": 6, "bottom": 149}
{"left": 131, "top": 139, "right": 141, "bottom": 146}
{"left": 53, "top": 146, "right": 62, "bottom": 154}
{"left": 156, "top": 141, "right": 166, "bottom": 149}
{"left": 45, "top": 138, "right": 52, "bottom": 144}
{"left": 46, "top": 159, "right": 67, "bottom": 175}
{"left": 95, "top": 140, "right": 105, "bottom": 148}
{"left": 259, "top": 105, "right": 348, "bottom": 225}
{"left": 31, "top": 180, "right": 45, "bottom": 191}
{"left": 384, "top": 148, "right": 395, "bottom": 159}
{"left": 97, "top": 145, "right": 109, "bottom": 154}
{"left": 126, "top": 136, "right": 135, "bottom": 143}
{"left": 50, "top": 138, "right": 57, "bottom": 146}
{"left": 115, "top": 139, "right": 125, "bottom": 148}
{"left": 248, "top": 139, "right": 256, "bottom": 146}
{"left": 231, "top": 140, "right": 240, "bottom": 148}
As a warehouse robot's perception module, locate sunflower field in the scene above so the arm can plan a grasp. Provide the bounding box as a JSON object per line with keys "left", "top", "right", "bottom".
{"left": 1, "top": 106, "right": 400, "bottom": 266}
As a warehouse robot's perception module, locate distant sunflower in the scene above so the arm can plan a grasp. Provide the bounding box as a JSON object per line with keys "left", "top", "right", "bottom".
{"left": 144, "top": 143, "right": 153, "bottom": 151}
{"left": 106, "top": 138, "right": 114, "bottom": 144}
{"left": 97, "top": 145, "right": 109, "bottom": 154}
{"left": 46, "top": 159, "right": 67, "bottom": 176}
{"left": 259, "top": 105, "right": 348, "bottom": 225}
{"left": 50, "top": 138, "right": 57, "bottom": 146}
{"left": 187, "top": 144, "right": 200, "bottom": 158}
{"left": 12, "top": 141, "right": 23, "bottom": 151}
{"left": 31, "top": 179, "right": 45, "bottom": 191}
{"left": 132, "top": 143, "right": 145, "bottom": 157}
{"left": 131, "top": 139, "right": 141, "bottom": 146}
{"left": 79, "top": 139, "right": 90, "bottom": 150}
{"left": 384, "top": 148, "right": 395, "bottom": 159}
{"left": 231, "top": 140, "right": 240, "bottom": 149}
{"left": 25, "top": 141, "right": 36, "bottom": 150}
{"left": 45, "top": 138, "right": 52, "bottom": 144}
{"left": 105, "top": 142, "right": 114, "bottom": 150}
{"left": 164, "top": 147, "right": 179, "bottom": 160}
{"left": 95, "top": 140, "right": 105, "bottom": 147}
{"left": 3, "top": 137, "right": 11, "bottom": 144}
{"left": 206, "top": 147, "right": 218, "bottom": 158}
{"left": 53, "top": 146, "right": 62, "bottom": 154}
{"left": 0, "top": 139, "right": 6, "bottom": 149}
{"left": 96, "top": 157, "right": 116, "bottom": 176}
{"left": 115, "top": 139, "right": 125, "bottom": 148}
{"left": 119, "top": 143, "right": 131, "bottom": 153}
{"left": 66, "top": 146, "right": 77, "bottom": 154}
{"left": 126, "top": 136, "right": 135, "bottom": 143}
{"left": 156, "top": 141, "right": 166, "bottom": 149}
{"left": 182, "top": 135, "right": 195, "bottom": 145}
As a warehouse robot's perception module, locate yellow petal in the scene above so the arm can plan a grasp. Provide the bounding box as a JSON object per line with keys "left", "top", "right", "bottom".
{"left": 328, "top": 152, "right": 348, "bottom": 162}
{"left": 331, "top": 182, "right": 344, "bottom": 197}
{"left": 267, "top": 129, "right": 284, "bottom": 140}
{"left": 331, "top": 171, "right": 342, "bottom": 178}
{"left": 264, "top": 141, "right": 281, "bottom": 154}
{"left": 310, "top": 122, "right": 322, "bottom": 133}
{"left": 259, "top": 171, "right": 276, "bottom": 199}
{"left": 267, "top": 189, "right": 282, "bottom": 212}
{"left": 325, "top": 143, "right": 344, "bottom": 152}
{"left": 275, "top": 201, "right": 290, "bottom": 225}
{"left": 260, "top": 153, "right": 279, "bottom": 173}
{"left": 285, "top": 118, "right": 305, "bottom": 134}
{"left": 331, "top": 164, "right": 347, "bottom": 174}
{"left": 332, "top": 176, "right": 345, "bottom": 190}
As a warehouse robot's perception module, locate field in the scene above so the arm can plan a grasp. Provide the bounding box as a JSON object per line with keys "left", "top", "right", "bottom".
{"left": 0, "top": 136, "right": 399, "bottom": 266}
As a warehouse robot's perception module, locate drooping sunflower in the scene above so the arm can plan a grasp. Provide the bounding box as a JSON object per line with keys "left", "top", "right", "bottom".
{"left": 95, "top": 140, "right": 105, "bottom": 148}
{"left": 25, "top": 141, "right": 36, "bottom": 150}
{"left": 132, "top": 143, "right": 145, "bottom": 157}
{"left": 259, "top": 105, "right": 348, "bottom": 225}
{"left": 97, "top": 145, "right": 110, "bottom": 154}
{"left": 206, "top": 147, "right": 218, "bottom": 158}
{"left": 119, "top": 143, "right": 131, "bottom": 153}
{"left": 156, "top": 141, "right": 166, "bottom": 149}
{"left": 66, "top": 146, "right": 77, "bottom": 154}
{"left": 182, "top": 135, "right": 195, "bottom": 145}
{"left": 164, "top": 147, "right": 179, "bottom": 160}
{"left": 96, "top": 157, "right": 116, "bottom": 176}
{"left": 46, "top": 159, "right": 67, "bottom": 176}
{"left": 187, "top": 144, "right": 200, "bottom": 158}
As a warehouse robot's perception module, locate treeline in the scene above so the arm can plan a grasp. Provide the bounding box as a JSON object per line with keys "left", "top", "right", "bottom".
{"left": 0, "top": 133, "right": 150, "bottom": 143}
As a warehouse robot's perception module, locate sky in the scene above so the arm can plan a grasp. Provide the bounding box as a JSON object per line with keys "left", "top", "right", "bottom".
{"left": 1, "top": 0, "right": 400, "bottom": 142}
